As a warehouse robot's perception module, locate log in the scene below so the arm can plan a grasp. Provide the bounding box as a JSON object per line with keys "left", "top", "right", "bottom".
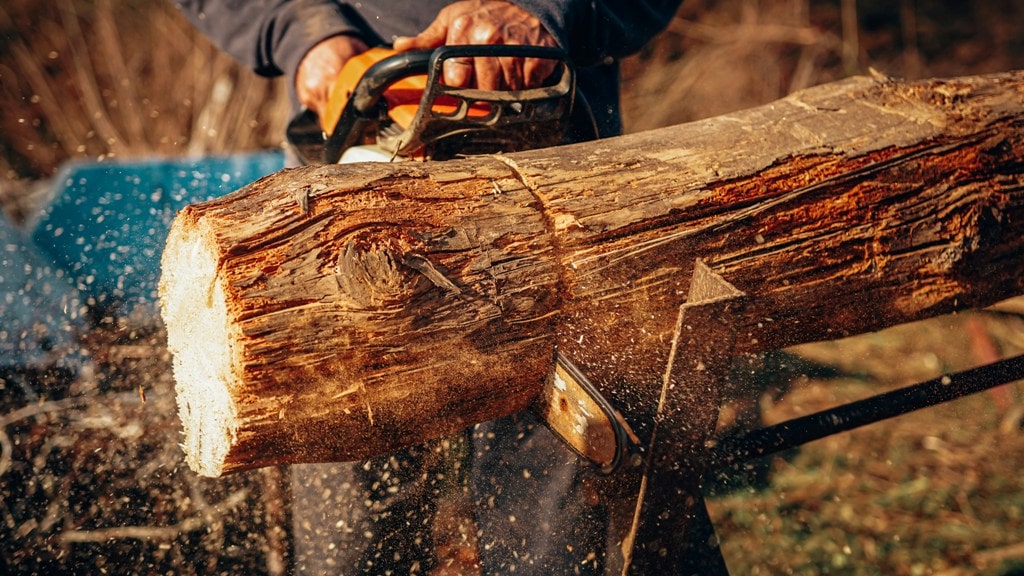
{"left": 159, "top": 70, "right": 1024, "bottom": 478}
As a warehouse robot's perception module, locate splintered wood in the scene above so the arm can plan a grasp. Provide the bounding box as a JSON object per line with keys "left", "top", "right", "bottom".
{"left": 160, "top": 70, "right": 1024, "bottom": 477}
{"left": 160, "top": 163, "right": 561, "bottom": 476}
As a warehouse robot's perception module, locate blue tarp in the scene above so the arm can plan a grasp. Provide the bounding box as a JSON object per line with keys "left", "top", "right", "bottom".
{"left": 30, "top": 151, "right": 285, "bottom": 313}
{"left": 0, "top": 213, "right": 84, "bottom": 366}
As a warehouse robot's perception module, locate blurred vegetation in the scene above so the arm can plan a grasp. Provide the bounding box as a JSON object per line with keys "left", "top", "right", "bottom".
{"left": 622, "top": 0, "right": 1024, "bottom": 131}
{"left": 0, "top": 0, "right": 290, "bottom": 183}
{"left": 711, "top": 307, "right": 1024, "bottom": 575}
{"left": 1, "top": 0, "right": 1022, "bottom": 184}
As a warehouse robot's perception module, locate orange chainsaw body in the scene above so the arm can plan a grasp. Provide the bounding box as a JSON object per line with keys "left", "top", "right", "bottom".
{"left": 321, "top": 48, "right": 489, "bottom": 140}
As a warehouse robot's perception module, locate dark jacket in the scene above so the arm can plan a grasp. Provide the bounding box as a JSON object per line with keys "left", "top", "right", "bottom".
{"left": 174, "top": 0, "right": 682, "bottom": 137}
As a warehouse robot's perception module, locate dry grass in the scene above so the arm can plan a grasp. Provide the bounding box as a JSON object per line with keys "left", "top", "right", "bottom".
{"left": 0, "top": 0, "right": 290, "bottom": 182}
{"left": 710, "top": 305, "right": 1024, "bottom": 575}
{"left": 620, "top": 0, "right": 1024, "bottom": 131}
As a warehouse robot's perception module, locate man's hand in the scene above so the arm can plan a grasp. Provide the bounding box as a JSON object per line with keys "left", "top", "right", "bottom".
{"left": 295, "top": 34, "right": 369, "bottom": 117}
{"left": 393, "top": 0, "right": 558, "bottom": 91}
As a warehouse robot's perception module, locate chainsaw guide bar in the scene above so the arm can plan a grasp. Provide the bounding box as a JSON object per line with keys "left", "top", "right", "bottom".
{"left": 533, "top": 352, "right": 630, "bottom": 474}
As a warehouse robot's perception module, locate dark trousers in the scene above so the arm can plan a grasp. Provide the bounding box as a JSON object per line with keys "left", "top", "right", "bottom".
{"left": 291, "top": 413, "right": 608, "bottom": 575}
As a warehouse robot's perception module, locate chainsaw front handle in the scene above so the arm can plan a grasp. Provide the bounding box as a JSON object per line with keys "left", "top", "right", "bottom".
{"left": 377, "top": 45, "right": 576, "bottom": 159}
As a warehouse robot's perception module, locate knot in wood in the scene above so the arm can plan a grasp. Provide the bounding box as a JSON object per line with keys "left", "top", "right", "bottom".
{"left": 335, "top": 231, "right": 423, "bottom": 309}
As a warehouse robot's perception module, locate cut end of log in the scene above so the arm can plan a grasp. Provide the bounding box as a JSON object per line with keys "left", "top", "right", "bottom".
{"left": 159, "top": 217, "right": 236, "bottom": 478}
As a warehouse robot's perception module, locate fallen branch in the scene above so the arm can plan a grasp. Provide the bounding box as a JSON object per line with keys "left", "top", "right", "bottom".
{"left": 58, "top": 488, "right": 248, "bottom": 544}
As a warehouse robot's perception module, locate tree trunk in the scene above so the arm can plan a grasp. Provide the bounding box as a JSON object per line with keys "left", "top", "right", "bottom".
{"left": 160, "top": 70, "right": 1024, "bottom": 478}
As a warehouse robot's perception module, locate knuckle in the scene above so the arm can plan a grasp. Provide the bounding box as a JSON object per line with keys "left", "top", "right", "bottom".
{"left": 448, "top": 14, "right": 473, "bottom": 37}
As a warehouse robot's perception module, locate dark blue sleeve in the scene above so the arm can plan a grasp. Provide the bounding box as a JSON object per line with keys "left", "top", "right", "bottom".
{"left": 174, "top": 0, "right": 363, "bottom": 80}
{"left": 511, "top": 0, "right": 682, "bottom": 66}
{"left": 175, "top": 0, "right": 681, "bottom": 79}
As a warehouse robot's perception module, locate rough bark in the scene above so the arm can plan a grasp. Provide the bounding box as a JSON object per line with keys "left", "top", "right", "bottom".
{"left": 160, "top": 70, "right": 1024, "bottom": 478}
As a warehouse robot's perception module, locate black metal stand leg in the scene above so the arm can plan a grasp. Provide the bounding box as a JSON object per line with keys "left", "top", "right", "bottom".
{"left": 678, "top": 495, "right": 730, "bottom": 576}
{"left": 624, "top": 260, "right": 745, "bottom": 575}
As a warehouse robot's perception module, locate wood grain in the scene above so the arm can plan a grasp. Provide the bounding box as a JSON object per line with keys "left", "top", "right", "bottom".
{"left": 160, "top": 70, "right": 1024, "bottom": 480}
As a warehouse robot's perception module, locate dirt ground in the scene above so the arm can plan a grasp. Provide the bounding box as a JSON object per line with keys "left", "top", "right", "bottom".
{"left": 2, "top": 306, "right": 1022, "bottom": 574}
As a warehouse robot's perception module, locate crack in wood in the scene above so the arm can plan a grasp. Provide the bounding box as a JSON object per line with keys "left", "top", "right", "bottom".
{"left": 493, "top": 154, "right": 537, "bottom": 192}
{"left": 491, "top": 154, "right": 571, "bottom": 340}
{"left": 293, "top": 186, "right": 309, "bottom": 215}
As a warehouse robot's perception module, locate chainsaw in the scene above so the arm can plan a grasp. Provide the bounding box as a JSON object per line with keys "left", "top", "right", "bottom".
{"left": 286, "top": 44, "right": 596, "bottom": 162}
{"left": 285, "top": 44, "right": 627, "bottom": 473}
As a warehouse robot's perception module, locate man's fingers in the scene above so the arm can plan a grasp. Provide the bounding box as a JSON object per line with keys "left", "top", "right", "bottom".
{"left": 523, "top": 56, "right": 558, "bottom": 88}
{"left": 473, "top": 54, "right": 504, "bottom": 91}
{"left": 393, "top": 16, "right": 448, "bottom": 51}
{"left": 392, "top": 32, "right": 440, "bottom": 52}
{"left": 499, "top": 55, "right": 523, "bottom": 90}
{"left": 444, "top": 54, "right": 560, "bottom": 91}
{"left": 394, "top": 1, "right": 470, "bottom": 52}
{"left": 392, "top": 0, "right": 560, "bottom": 91}
{"left": 443, "top": 57, "right": 474, "bottom": 88}
{"left": 391, "top": 35, "right": 423, "bottom": 52}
